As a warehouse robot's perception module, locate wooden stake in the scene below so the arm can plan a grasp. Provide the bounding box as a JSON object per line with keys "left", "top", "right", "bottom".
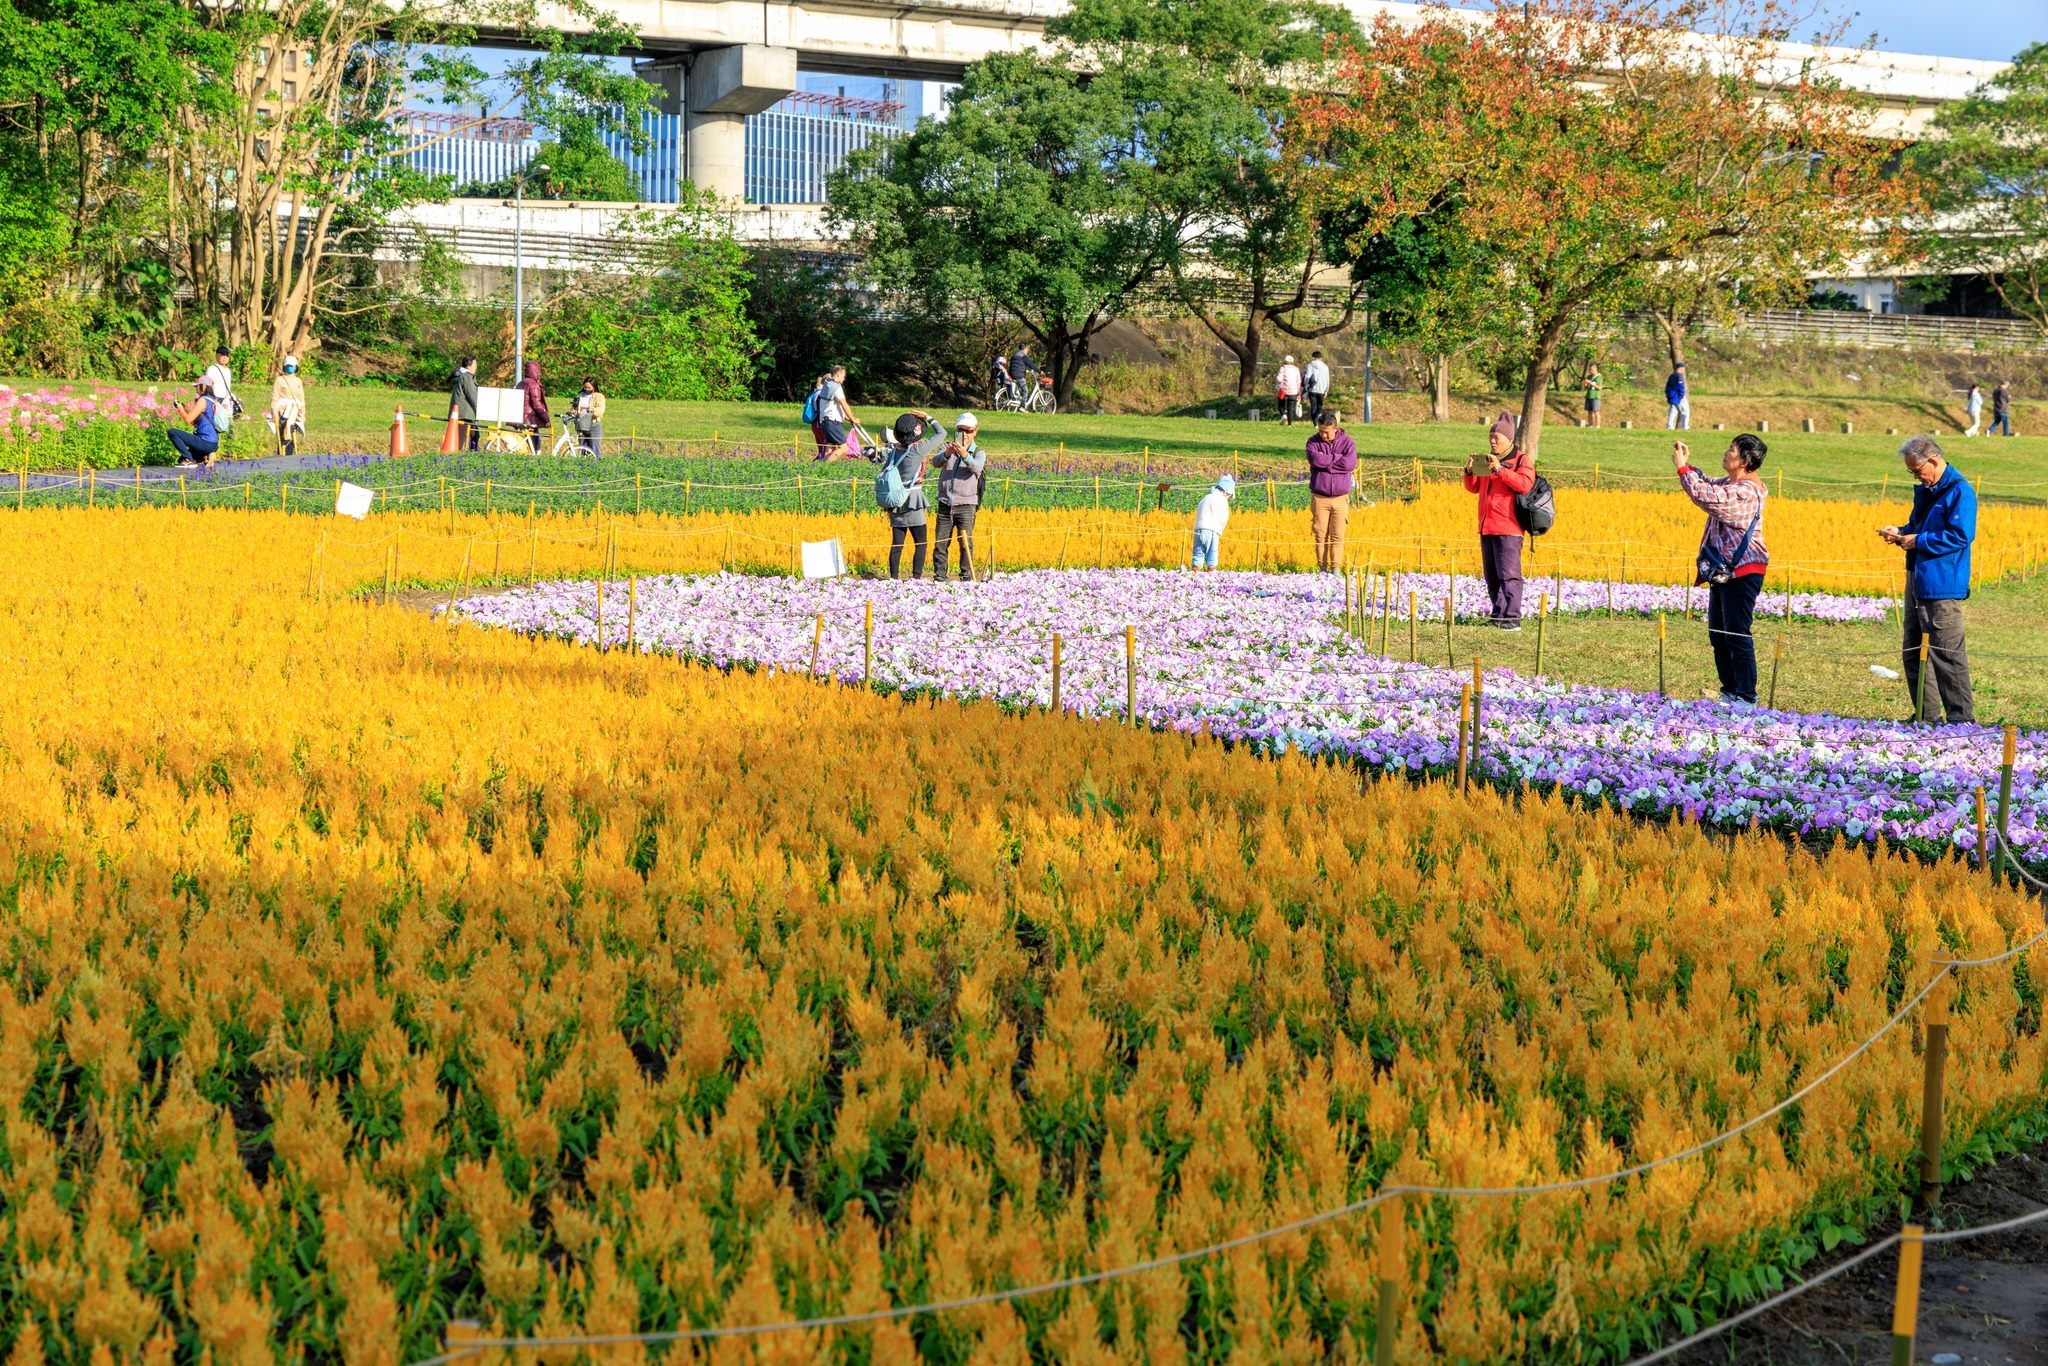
{"left": 1456, "top": 684, "right": 1471, "bottom": 791}
{"left": 1889, "top": 1226, "right": 1924, "bottom": 1366}
{"left": 1918, "top": 971, "right": 1950, "bottom": 1216}
{"left": 1051, "top": 632, "right": 1063, "bottom": 713}
{"left": 1125, "top": 625, "right": 1137, "bottom": 726}
{"left": 1374, "top": 1198, "right": 1403, "bottom": 1366}
{"left": 1768, "top": 634, "right": 1785, "bottom": 709}
{"left": 1407, "top": 591, "right": 1417, "bottom": 663}
{"left": 1443, "top": 589, "right": 1455, "bottom": 666}
{"left": 1535, "top": 593, "right": 1548, "bottom": 679}
{"left": 863, "top": 601, "right": 872, "bottom": 687}
{"left": 626, "top": 576, "right": 638, "bottom": 651}
{"left": 1656, "top": 612, "right": 1667, "bottom": 696}
{"left": 1915, "top": 638, "right": 1930, "bottom": 723}
{"left": 811, "top": 613, "right": 824, "bottom": 678}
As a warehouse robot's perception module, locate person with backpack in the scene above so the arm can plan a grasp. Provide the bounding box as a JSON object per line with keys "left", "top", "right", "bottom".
{"left": 808, "top": 364, "right": 863, "bottom": 461}
{"left": 1463, "top": 412, "right": 1537, "bottom": 629}
{"left": 204, "top": 346, "right": 237, "bottom": 435}
{"left": 876, "top": 411, "right": 943, "bottom": 579}
{"left": 1190, "top": 475, "right": 1235, "bottom": 570}
{"left": 933, "top": 412, "right": 987, "bottom": 582}
{"left": 1305, "top": 410, "right": 1356, "bottom": 572}
{"left": 1674, "top": 434, "right": 1769, "bottom": 706}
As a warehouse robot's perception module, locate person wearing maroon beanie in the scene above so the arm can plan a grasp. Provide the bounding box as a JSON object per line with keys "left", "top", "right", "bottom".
{"left": 1463, "top": 411, "right": 1537, "bottom": 628}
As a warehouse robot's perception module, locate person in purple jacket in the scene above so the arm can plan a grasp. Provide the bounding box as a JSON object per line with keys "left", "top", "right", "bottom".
{"left": 1306, "top": 409, "right": 1358, "bottom": 572}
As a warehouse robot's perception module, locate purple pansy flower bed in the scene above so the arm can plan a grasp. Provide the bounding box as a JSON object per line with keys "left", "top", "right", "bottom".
{"left": 451, "top": 569, "right": 2038, "bottom": 861}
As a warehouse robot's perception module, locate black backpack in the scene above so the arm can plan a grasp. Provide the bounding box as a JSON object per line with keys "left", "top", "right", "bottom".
{"left": 1514, "top": 474, "right": 1555, "bottom": 536}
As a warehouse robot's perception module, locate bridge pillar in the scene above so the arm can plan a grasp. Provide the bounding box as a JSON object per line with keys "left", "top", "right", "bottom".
{"left": 642, "top": 45, "right": 795, "bottom": 202}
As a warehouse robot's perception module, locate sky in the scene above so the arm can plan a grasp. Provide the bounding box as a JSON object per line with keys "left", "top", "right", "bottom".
{"left": 1832, "top": 0, "right": 2045, "bottom": 61}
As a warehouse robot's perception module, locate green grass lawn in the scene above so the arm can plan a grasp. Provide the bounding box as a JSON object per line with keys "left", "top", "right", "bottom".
{"left": 69, "top": 380, "right": 2043, "bottom": 503}
{"left": 1409, "top": 569, "right": 2048, "bottom": 728}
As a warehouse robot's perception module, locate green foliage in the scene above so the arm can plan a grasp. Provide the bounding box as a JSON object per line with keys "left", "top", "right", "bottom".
{"left": 1805, "top": 288, "right": 1865, "bottom": 313}
{"left": 526, "top": 200, "right": 759, "bottom": 401}
{"left": 1913, "top": 41, "right": 2048, "bottom": 330}
{"left": 827, "top": 54, "right": 1185, "bottom": 408}
{"left": 460, "top": 138, "right": 643, "bottom": 203}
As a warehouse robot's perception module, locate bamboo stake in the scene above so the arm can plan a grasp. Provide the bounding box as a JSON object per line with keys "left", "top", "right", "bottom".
{"left": 1051, "top": 633, "right": 1063, "bottom": 713}
{"left": 1918, "top": 971, "right": 1950, "bottom": 1216}
{"left": 1889, "top": 1227, "right": 1924, "bottom": 1366}
{"left": 1456, "top": 685, "right": 1471, "bottom": 791}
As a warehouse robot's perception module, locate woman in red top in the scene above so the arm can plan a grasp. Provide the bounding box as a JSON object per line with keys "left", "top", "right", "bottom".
{"left": 1462, "top": 411, "right": 1537, "bottom": 628}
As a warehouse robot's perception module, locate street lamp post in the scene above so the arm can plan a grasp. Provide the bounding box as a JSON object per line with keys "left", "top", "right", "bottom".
{"left": 514, "top": 160, "right": 550, "bottom": 378}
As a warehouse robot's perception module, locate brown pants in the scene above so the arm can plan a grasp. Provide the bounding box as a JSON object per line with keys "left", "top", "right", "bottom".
{"left": 1312, "top": 494, "right": 1349, "bottom": 571}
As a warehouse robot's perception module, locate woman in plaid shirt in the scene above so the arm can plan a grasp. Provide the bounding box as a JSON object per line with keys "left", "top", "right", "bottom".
{"left": 1673, "top": 434, "right": 1769, "bottom": 705}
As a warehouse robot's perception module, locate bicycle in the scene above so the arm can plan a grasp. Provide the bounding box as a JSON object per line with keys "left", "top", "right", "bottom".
{"left": 480, "top": 424, "right": 529, "bottom": 454}
{"left": 1018, "top": 375, "right": 1057, "bottom": 415}
{"left": 993, "top": 379, "right": 1025, "bottom": 412}
{"left": 550, "top": 414, "right": 589, "bottom": 458}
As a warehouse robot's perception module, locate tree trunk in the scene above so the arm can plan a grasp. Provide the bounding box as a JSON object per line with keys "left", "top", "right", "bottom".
{"left": 1235, "top": 311, "right": 1266, "bottom": 399}
{"left": 1653, "top": 308, "right": 1687, "bottom": 370}
{"left": 1518, "top": 312, "right": 1576, "bottom": 459}
{"left": 1430, "top": 353, "right": 1451, "bottom": 422}
{"left": 1050, "top": 331, "right": 1091, "bottom": 411}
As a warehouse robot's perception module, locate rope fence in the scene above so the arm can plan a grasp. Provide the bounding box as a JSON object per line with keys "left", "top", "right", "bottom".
{"left": 396, "top": 693, "right": 2046, "bottom": 1365}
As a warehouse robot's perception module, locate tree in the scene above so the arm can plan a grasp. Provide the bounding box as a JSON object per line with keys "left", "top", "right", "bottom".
{"left": 827, "top": 54, "right": 1186, "bottom": 409}
{"left": 1299, "top": 0, "right": 1912, "bottom": 454}
{"left": 461, "top": 136, "right": 642, "bottom": 202}
{"left": 1049, "top": 0, "right": 1365, "bottom": 397}
{"left": 526, "top": 198, "right": 760, "bottom": 400}
{"left": 1914, "top": 41, "right": 2048, "bottom": 330}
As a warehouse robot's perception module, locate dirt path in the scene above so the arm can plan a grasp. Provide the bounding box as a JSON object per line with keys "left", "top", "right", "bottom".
{"left": 1667, "top": 1143, "right": 2048, "bottom": 1365}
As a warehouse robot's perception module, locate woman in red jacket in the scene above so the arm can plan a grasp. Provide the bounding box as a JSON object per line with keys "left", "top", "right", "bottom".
{"left": 517, "top": 360, "right": 549, "bottom": 455}
{"left": 1463, "top": 411, "right": 1537, "bottom": 629}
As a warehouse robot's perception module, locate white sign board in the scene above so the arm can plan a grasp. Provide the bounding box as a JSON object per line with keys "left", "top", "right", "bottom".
{"left": 801, "top": 539, "right": 847, "bottom": 579}
{"left": 335, "top": 481, "right": 374, "bottom": 520}
{"left": 477, "top": 386, "right": 525, "bottom": 426}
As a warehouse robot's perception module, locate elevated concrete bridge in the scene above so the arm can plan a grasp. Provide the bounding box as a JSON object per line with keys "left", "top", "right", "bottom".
{"left": 478, "top": 0, "right": 2007, "bottom": 201}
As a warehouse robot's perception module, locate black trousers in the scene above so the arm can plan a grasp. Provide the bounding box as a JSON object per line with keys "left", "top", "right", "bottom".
{"left": 1705, "top": 573, "right": 1763, "bottom": 704}
{"left": 889, "top": 522, "right": 928, "bottom": 579}
{"left": 934, "top": 503, "right": 977, "bottom": 580}
{"left": 1306, "top": 391, "right": 1326, "bottom": 423}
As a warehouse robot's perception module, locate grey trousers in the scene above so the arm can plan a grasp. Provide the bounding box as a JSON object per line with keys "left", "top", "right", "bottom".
{"left": 1902, "top": 584, "right": 1974, "bottom": 723}
{"left": 935, "top": 503, "right": 978, "bottom": 580}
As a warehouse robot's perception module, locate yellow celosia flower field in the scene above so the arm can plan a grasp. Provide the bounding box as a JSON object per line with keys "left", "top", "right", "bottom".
{"left": 0, "top": 509, "right": 2044, "bottom": 1365}
{"left": 313, "top": 482, "right": 2048, "bottom": 597}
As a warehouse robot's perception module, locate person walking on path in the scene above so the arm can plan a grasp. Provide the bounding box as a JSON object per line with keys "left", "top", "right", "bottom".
{"left": 1664, "top": 363, "right": 1690, "bottom": 431}
{"left": 1673, "top": 434, "right": 1769, "bottom": 705}
{"left": 448, "top": 356, "right": 479, "bottom": 450}
{"left": 1883, "top": 436, "right": 1976, "bottom": 724}
{"left": 885, "top": 412, "right": 940, "bottom": 580}
{"left": 1962, "top": 381, "right": 1983, "bottom": 438}
{"left": 1990, "top": 380, "right": 2013, "bottom": 437}
{"left": 1463, "top": 411, "right": 1536, "bottom": 629}
{"left": 204, "top": 347, "right": 236, "bottom": 435}
{"left": 1585, "top": 366, "right": 1603, "bottom": 428}
{"left": 169, "top": 380, "right": 221, "bottom": 467}
{"left": 812, "top": 365, "right": 863, "bottom": 462}
{"left": 1191, "top": 475, "right": 1235, "bottom": 570}
{"left": 270, "top": 355, "right": 307, "bottom": 458}
{"left": 1303, "top": 350, "right": 1331, "bottom": 424}
{"left": 517, "top": 359, "right": 548, "bottom": 454}
{"left": 1305, "top": 410, "right": 1356, "bottom": 573}
{"left": 933, "top": 412, "right": 987, "bottom": 582}
{"left": 1275, "top": 355, "right": 1303, "bottom": 425}
{"left": 573, "top": 377, "right": 606, "bottom": 456}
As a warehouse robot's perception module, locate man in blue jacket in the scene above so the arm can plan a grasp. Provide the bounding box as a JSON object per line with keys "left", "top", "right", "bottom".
{"left": 1882, "top": 435, "right": 1975, "bottom": 724}
{"left": 1664, "top": 363, "right": 1690, "bottom": 430}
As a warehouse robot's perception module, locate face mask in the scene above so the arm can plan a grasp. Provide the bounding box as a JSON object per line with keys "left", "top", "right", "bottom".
{"left": 284, "top": 364, "right": 296, "bottom": 374}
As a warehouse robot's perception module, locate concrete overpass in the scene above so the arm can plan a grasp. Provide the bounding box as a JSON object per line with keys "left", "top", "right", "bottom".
{"left": 485, "top": 0, "right": 2009, "bottom": 201}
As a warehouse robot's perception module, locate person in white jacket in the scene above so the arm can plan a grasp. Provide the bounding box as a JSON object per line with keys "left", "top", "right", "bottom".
{"left": 203, "top": 346, "right": 235, "bottom": 434}
{"left": 1963, "top": 382, "right": 1982, "bottom": 437}
{"left": 1191, "top": 474, "right": 1236, "bottom": 570}
{"left": 1303, "top": 350, "right": 1331, "bottom": 423}
{"left": 1275, "top": 356, "right": 1302, "bottom": 425}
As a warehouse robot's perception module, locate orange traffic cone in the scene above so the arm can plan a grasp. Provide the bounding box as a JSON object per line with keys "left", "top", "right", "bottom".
{"left": 438, "top": 411, "right": 463, "bottom": 454}
{"left": 389, "top": 406, "right": 410, "bottom": 459}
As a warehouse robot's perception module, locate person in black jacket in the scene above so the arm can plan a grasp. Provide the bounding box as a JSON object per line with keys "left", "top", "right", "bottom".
{"left": 449, "top": 356, "right": 480, "bottom": 451}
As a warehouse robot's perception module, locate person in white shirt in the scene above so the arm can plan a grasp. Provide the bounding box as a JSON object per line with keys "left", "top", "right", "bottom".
{"left": 1275, "top": 356, "right": 1303, "bottom": 425}
{"left": 203, "top": 347, "right": 235, "bottom": 433}
{"left": 1963, "top": 382, "right": 1982, "bottom": 438}
{"left": 1191, "top": 474, "right": 1236, "bottom": 569}
{"left": 1303, "top": 350, "right": 1331, "bottom": 424}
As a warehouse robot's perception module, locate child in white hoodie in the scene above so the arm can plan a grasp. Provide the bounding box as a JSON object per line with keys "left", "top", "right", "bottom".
{"left": 1191, "top": 474, "right": 1235, "bottom": 569}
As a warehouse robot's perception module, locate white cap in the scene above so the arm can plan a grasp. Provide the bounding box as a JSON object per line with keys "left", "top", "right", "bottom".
{"left": 1284, "top": 354, "right": 1296, "bottom": 363}
{"left": 955, "top": 411, "right": 978, "bottom": 429}
{"left": 283, "top": 354, "right": 298, "bottom": 368}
